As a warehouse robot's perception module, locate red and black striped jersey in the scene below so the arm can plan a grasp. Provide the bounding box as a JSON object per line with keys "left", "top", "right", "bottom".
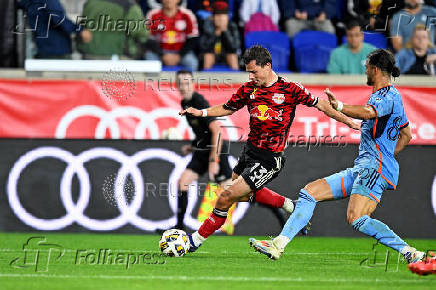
{"left": 224, "top": 77, "right": 318, "bottom": 152}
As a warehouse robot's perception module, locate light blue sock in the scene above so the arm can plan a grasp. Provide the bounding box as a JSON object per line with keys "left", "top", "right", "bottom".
{"left": 279, "top": 189, "right": 316, "bottom": 241}
{"left": 352, "top": 215, "right": 407, "bottom": 252}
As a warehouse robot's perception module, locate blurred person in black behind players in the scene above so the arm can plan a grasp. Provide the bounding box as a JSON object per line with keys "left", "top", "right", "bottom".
{"left": 176, "top": 70, "right": 233, "bottom": 231}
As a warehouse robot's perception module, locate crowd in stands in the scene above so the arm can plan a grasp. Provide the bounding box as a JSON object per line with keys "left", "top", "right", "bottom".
{"left": 11, "top": 0, "right": 436, "bottom": 75}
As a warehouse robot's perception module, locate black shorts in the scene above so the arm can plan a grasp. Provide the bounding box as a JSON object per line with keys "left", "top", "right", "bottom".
{"left": 233, "top": 142, "right": 286, "bottom": 191}
{"left": 186, "top": 143, "right": 233, "bottom": 183}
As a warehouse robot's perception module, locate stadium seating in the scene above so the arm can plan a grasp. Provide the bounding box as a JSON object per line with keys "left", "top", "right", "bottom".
{"left": 244, "top": 31, "right": 291, "bottom": 72}
{"left": 342, "top": 32, "right": 388, "bottom": 48}
{"left": 292, "top": 31, "right": 337, "bottom": 73}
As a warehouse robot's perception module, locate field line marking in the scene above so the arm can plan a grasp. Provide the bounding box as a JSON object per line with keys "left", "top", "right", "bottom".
{"left": 0, "top": 273, "right": 432, "bottom": 283}
{"left": 0, "top": 248, "right": 370, "bottom": 255}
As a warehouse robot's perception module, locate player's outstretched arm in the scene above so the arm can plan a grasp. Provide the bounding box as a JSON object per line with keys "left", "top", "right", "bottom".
{"left": 325, "top": 89, "right": 377, "bottom": 120}
{"left": 179, "top": 104, "right": 234, "bottom": 117}
{"left": 315, "top": 98, "right": 360, "bottom": 130}
{"left": 394, "top": 125, "right": 412, "bottom": 156}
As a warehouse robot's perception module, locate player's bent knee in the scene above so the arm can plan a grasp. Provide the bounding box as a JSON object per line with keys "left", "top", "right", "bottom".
{"left": 304, "top": 179, "right": 326, "bottom": 201}
{"left": 215, "top": 190, "right": 235, "bottom": 210}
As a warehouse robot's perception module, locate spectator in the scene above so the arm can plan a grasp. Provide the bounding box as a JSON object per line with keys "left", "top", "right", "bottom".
{"left": 279, "top": 0, "right": 336, "bottom": 38}
{"left": 395, "top": 24, "right": 436, "bottom": 75}
{"left": 240, "top": 0, "right": 280, "bottom": 26}
{"left": 193, "top": 0, "right": 215, "bottom": 21}
{"left": 78, "top": 0, "right": 148, "bottom": 60}
{"left": 18, "top": 0, "right": 92, "bottom": 59}
{"left": 328, "top": 20, "right": 376, "bottom": 74}
{"left": 390, "top": 0, "right": 436, "bottom": 52}
{"left": 146, "top": 0, "right": 199, "bottom": 71}
{"left": 200, "top": 1, "right": 240, "bottom": 70}
{"left": 139, "top": 0, "right": 188, "bottom": 15}
{"left": 346, "top": 0, "right": 404, "bottom": 31}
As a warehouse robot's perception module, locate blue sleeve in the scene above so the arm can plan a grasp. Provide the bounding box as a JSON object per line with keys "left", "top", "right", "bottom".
{"left": 323, "top": 0, "right": 336, "bottom": 19}
{"left": 46, "top": 0, "right": 80, "bottom": 33}
{"left": 368, "top": 94, "right": 394, "bottom": 117}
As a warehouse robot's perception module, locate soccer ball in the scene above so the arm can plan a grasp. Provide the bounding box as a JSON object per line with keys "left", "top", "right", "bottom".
{"left": 159, "top": 229, "right": 190, "bottom": 257}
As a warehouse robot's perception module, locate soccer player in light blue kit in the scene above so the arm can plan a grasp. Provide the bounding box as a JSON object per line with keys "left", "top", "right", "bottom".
{"left": 250, "top": 49, "right": 426, "bottom": 263}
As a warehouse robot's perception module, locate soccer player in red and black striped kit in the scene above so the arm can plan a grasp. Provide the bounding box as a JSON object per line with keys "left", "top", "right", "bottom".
{"left": 180, "top": 45, "right": 359, "bottom": 252}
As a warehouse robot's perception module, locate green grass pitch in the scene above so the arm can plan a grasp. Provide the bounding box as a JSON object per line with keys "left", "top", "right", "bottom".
{"left": 0, "top": 232, "right": 435, "bottom": 290}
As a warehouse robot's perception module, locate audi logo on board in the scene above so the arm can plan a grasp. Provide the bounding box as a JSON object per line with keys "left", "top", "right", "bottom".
{"left": 56, "top": 106, "right": 240, "bottom": 140}
{"left": 7, "top": 147, "right": 248, "bottom": 231}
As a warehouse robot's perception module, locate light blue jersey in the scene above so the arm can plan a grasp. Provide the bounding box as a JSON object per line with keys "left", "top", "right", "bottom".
{"left": 355, "top": 85, "right": 409, "bottom": 190}
{"left": 325, "top": 85, "right": 408, "bottom": 203}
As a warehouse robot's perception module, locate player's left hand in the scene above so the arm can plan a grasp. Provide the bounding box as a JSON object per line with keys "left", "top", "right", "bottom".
{"left": 208, "top": 162, "right": 220, "bottom": 181}
{"left": 324, "top": 88, "right": 339, "bottom": 110}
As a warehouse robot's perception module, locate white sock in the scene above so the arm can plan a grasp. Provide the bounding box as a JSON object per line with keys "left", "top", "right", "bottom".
{"left": 273, "top": 235, "right": 290, "bottom": 251}
{"left": 192, "top": 231, "right": 206, "bottom": 247}
{"left": 282, "top": 198, "right": 294, "bottom": 214}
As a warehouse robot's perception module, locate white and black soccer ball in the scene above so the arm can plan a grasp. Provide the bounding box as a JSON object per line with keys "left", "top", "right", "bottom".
{"left": 159, "top": 229, "right": 190, "bottom": 257}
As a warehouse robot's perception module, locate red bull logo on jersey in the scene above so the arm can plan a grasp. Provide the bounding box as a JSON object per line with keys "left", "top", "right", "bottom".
{"left": 250, "top": 105, "right": 283, "bottom": 121}
{"left": 272, "top": 93, "right": 285, "bottom": 104}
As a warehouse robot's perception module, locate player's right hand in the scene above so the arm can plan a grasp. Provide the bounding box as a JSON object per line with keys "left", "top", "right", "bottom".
{"left": 179, "top": 107, "right": 202, "bottom": 117}
{"left": 349, "top": 121, "right": 361, "bottom": 131}
{"left": 324, "top": 88, "right": 339, "bottom": 110}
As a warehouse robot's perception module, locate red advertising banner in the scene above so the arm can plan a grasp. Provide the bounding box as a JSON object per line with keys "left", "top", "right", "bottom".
{"left": 0, "top": 78, "right": 435, "bottom": 144}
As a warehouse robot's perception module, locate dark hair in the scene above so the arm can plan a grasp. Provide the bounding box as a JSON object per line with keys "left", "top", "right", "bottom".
{"left": 242, "top": 45, "right": 272, "bottom": 67}
{"left": 367, "top": 49, "right": 401, "bottom": 78}
{"left": 345, "top": 19, "right": 362, "bottom": 31}
{"left": 176, "top": 70, "right": 193, "bottom": 77}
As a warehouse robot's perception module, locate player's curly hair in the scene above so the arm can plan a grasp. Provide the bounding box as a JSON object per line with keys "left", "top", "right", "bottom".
{"left": 367, "top": 49, "right": 401, "bottom": 78}
{"left": 242, "top": 45, "right": 272, "bottom": 67}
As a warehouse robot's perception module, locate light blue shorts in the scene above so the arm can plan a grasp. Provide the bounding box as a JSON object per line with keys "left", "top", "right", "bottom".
{"left": 324, "top": 165, "right": 389, "bottom": 203}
